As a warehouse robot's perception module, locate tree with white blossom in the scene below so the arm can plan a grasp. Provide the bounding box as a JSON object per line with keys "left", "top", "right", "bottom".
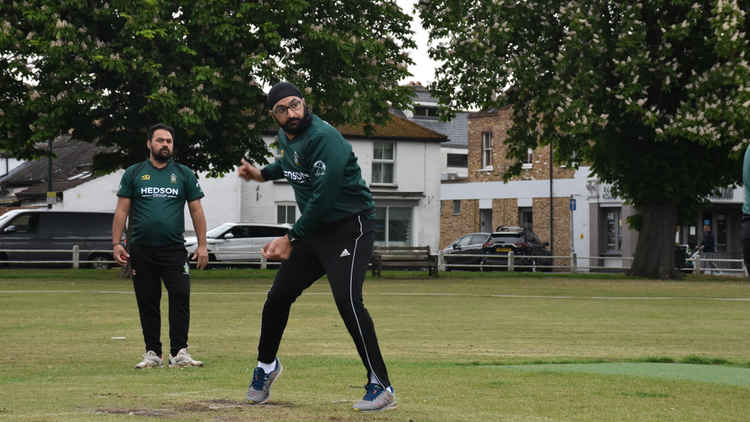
{"left": 0, "top": 0, "right": 414, "bottom": 174}
{"left": 419, "top": 0, "right": 750, "bottom": 278}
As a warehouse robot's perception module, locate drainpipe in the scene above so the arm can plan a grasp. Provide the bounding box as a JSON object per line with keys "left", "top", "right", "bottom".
{"left": 549, "top": 146, "right": 553, "bottom": 255}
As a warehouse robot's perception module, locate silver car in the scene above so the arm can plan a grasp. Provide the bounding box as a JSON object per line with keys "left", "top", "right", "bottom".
{"left": 442, "top": 232, "right": 491, "bottom": 271}
{"left": 185, "top": 222, "right": 290, "bottom": 266}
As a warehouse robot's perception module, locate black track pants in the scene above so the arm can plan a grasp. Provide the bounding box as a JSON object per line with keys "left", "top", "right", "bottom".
{"left": 257, "top": 214, "right": 391, "bottom": 388}
{"left": 131, "top": 244, "right": 191, "bottom": 357}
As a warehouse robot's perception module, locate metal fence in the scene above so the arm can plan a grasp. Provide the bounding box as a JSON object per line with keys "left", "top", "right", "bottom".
{"left": 0, "top": 247, "right": 283, "bottom": 269}
{"left": 437, "top": 250, "right": 748, "bottom": 277}
{"left": 0, "top": 246, "right": 746, "bottom": 277}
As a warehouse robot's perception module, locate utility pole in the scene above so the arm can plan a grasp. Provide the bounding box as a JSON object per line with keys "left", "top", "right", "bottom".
{"left": 47, "top": 138, "right": 53, "bottom": 209}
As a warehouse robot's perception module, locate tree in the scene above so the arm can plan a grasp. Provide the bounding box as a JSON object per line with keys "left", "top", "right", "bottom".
{"left": 0, "top": 0, "right": 415, "bottom": 175}
{"left": 419, "top": 0, "right": 750, "bottom": 278}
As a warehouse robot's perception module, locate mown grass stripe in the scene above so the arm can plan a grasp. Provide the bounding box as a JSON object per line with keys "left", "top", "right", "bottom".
{"left": 497, "top": 362, "right": 750, "bottom": 387}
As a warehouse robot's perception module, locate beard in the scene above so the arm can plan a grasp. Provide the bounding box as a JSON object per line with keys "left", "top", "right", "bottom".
{"left": 282, "top": 107, "right": 313, "bottom": 135}
{"left": 150, "top": 146, "right": 172, "bottom": 163}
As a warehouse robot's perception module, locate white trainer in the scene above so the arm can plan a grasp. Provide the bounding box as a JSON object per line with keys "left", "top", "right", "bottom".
{"left": 168, "top": 348, "right": 203, "bottom": 368}
{"left": 135, "top": 350, "right": 163, "bottom": 369}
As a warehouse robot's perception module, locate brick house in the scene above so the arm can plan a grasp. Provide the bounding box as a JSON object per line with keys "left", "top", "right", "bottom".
{"left": 440, "top": 106, "right": 640, "bottom": 269}
{"left": 440, "top": 106, "right": 747, "bottom": 270}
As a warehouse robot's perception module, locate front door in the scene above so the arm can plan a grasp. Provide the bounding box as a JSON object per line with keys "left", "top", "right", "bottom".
{"left": 480, "top": 209, "right": 492, "bottom": 233}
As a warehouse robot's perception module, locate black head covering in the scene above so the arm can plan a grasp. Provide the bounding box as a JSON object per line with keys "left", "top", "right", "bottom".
{"left": 266, "top": 82, "right": 303, "bottom": 108}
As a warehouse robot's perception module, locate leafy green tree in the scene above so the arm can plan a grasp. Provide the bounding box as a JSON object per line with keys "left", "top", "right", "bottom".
{"left": 419, "top": 0, "right": 750, "bottom": 278}
{"left": 0, "top": 0, "right": 414, "bottom": 175}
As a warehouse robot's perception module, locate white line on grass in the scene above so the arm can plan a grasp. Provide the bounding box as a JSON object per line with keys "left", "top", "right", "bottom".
{"left": 3, "top": 290, "right": 750, "bottom": 302}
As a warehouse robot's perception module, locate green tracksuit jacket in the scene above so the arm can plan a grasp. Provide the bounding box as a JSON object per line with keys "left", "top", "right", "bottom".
{"left": 260, "top": 114, "right": 374, "bottom": 239}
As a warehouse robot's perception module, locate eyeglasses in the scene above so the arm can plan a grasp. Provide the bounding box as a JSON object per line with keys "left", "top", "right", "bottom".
{"left": 273, "top": 99, "right": 303, "bottom": 116}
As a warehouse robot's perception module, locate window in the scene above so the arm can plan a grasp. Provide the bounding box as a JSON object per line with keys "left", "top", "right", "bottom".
{"left": 452, "top": 200, "right": 461, "bottom": 215}
{"left": 4, "top": 213, "right": 37, "bottom": 234}
{"left": 519, "top": 207, "right": 533, "bottom": 230}
{"left": 710, "top": 187, "right": 733, "bottom": 200}
{"left": 605, "top": 209, "right": 622, "bottom": 253}
{"left": 413, "top": 105, "right": 439, "bottom": 120}
{"left": 522, "top": 148, "right": 533, "bottom": 169}
{"left": 252, "top": 226, "right": 290, "bottom": 237}
{"left": 481, "top": 132, "right": 493, "bottom": 169}
{"left": 456, "top": 235, "right": 473, "bottom": 247}
{"left": 447, "top": 153, "right": 468, "bottom": 168}
{"left": 374, "top": 206, "right": 412, "bottom": 246}
{"left": 372, "top": 141, "right": 395, "bottom": 184}
{"left": 471, "top": 234, "right": 489, "bottom": 244}
{"left": 716, "top": 213, "right": 727, "bottom": 252}
{"left": 277, "top": 204, "right": 296, "bottom": 225}
{"left": 229, "top": 226, "right": 251, "bottom": 238}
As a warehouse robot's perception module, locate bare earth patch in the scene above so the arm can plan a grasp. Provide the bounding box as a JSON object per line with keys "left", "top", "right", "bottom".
{"left": 97, "top": 399, "right": 296, "bottom": 419}
{"left": 179, "top": 399, "right": 247, "bottom": 411}
{"left": 95, "top": 408, "right": 177, "bottom": 417}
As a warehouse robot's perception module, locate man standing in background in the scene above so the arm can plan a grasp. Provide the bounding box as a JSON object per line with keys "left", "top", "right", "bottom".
{"left": 112, "top": 123, "right": 209, "bottom": 369}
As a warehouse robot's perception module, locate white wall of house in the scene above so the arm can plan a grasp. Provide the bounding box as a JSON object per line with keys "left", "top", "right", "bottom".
{"left": 53, "top": 170, "right": 123, "bottom": 213}
{"left": 441, "top": 146, "right": 468, "bottom": 180}
{"left": 52, "top": 132, "right": 443, "bottom": 251}
{"left": 0, "top": 157, "right": 23, "bottom": 176}
{"left": 240, "top": 135, "right": 443, "bottom": 251}
{"left": 53, "top": 167, "right": 243, "bottom": 234}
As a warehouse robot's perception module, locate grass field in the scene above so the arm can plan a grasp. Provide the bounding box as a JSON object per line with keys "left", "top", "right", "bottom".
{"left": 2, "top": 269, "right": 750, "bottom": 421}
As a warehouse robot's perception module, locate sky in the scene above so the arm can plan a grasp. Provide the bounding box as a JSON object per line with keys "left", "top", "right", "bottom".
{"left": 396, "top": 0, "right": 439, "bottom": 85}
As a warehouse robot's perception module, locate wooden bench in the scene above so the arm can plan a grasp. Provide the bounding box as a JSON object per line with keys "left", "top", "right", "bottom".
{"left": 370, "top": 246, "right": 438, "bottom": 277}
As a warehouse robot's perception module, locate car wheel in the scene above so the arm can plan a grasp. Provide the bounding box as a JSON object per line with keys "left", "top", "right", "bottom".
{"left": 90, "top": 254, "right": 110, "bottom": 270}
{"left": 206, "top": 253, "right": 217, "bottom": 269}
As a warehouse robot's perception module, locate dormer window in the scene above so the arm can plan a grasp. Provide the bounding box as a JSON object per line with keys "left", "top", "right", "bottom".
{"left": 413, "top": 105, "right": 439, "bottom": 120}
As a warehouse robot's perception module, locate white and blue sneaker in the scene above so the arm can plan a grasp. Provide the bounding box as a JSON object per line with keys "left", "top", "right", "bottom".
{"left": 353, "top": 383, "right": 396, "bottom": 412}
{"left": 246, "top": 358, "right": 283, "bottom": 404}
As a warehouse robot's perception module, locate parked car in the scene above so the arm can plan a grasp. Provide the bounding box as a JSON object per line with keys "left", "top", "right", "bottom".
{"left": 184, "top": 222, "right": 290, "bottom": 266}
{"left": 441, "top": 232, "right": 491, "bottom": 271}
{"left": 0, "top": 209, "right": 115, "bottom": 268}
{"left": 481, "top": 226, "right": 553, "bottom": 271}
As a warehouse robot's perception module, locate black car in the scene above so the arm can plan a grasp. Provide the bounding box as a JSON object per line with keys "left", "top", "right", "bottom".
{"left": 0, "top": 209, "right": 115, "bottom": 268}
{"left": 480, "top": 226, "right": 553, "bottom": 271}
{"left": 441, "top": 232, "right": 491, "bottom": 271}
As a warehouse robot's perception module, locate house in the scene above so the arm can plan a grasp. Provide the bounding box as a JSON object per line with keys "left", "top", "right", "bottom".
{"left": 6, "top": 114, "right": 446, "bottom": 253}
{"left": 241, "top": 113, "right": 446, "bottom": 251}
{"left": 0, "top": 136, "right": 99, "bottom": 213}
{"left": 440, "top": 107, "right": 642, "bottom": 269}
{"left": 440, "top": 106, "right": 612, "bottom": 267}
{"left": 0, "top": 155, "right": 23, "bottom": 178}
{"left": 393, "top": 82, "right": 469, "bottom": 181}
{"left": 440, "top": 106, "right": 745, "bottom": 270}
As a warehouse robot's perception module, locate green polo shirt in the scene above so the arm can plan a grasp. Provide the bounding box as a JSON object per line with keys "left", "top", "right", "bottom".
{"left": 117, "top": 159, "right": 204, "bottom": 247}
